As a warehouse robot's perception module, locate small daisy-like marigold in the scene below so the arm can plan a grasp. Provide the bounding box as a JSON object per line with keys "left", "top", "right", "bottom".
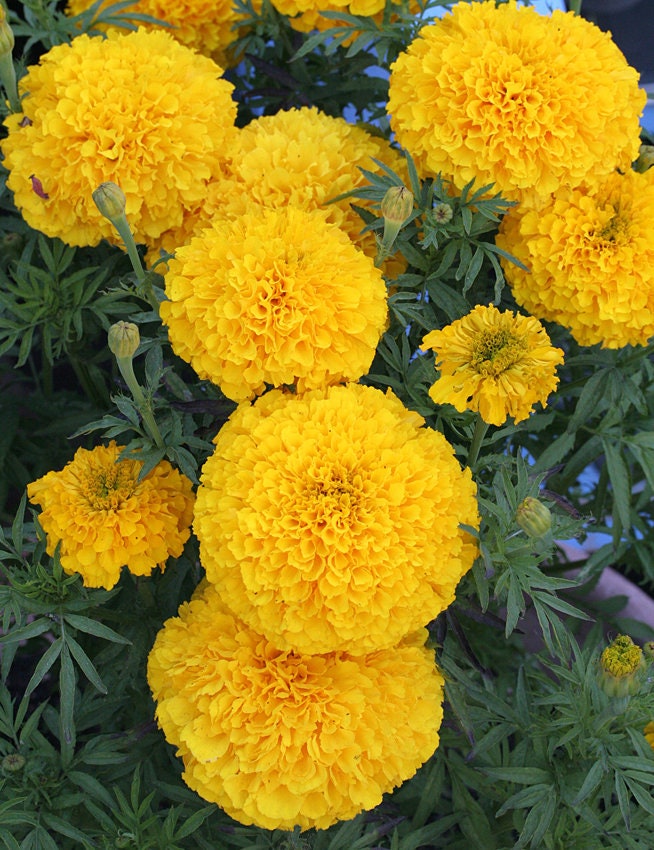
{"left": 160, "top": 205, "right": 387, "bottom": 402}
{"left": 194, "top": 383, "right": 479, "bottom": 655}
{"left": 387, "top": 0, "right": 645, "bottom": 206}
{"left": 496, "top": 168, "right": 654, "bottom": 349}
{"left": 1, "top": 29, "right": 237, "bottom": 247}
{"left": 147, "top": 581, "right": 444, "bottom": 831}
{"left": 150, "top": 107, "right": 408, "bottom": 264}
{"left": 27, "top": 442, "right": 194, "bottom": 590}
{"left": 420, "top": 304, "right": 564, "bottom": 427}
{"left": 65, "top": 0, "right": 248, "bottom": 66}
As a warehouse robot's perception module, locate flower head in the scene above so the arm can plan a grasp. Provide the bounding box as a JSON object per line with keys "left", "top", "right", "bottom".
{"left": 420, "top": 304, "right": 564, "bottom": 426}
{"left": 599, "top": 635, "right": 646, "bottom": 698}
{"left": 645, "top": 722, "right": 654, "bottom": 751}
{"left": 147, "top": 581, "right": 444, "bottom": 830}
{"left": 388, "top": 0, "right": 645, "bottom": 206}
{"left": 65, "top": 0, "right": 249, "bottom": 66}
{"left": 1, "top": 29, "right": 237, "bottom": 247}
{"left": 27, "top": 442, "right": 194, "bottom": 589}
{"left": 160, "top": 205, "right": 387, "bottom": 402}
{"left": 194, "top": 383, "right": 479, "bottom": 655}
{"left": 496, "top": 168, "right": 654, "bottom": 348}
{"left": 269, "top": 0, "right": 413, "bottom": 38}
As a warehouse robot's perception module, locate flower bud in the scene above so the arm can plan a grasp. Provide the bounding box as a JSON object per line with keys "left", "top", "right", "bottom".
{"left": 433, "top": 202, "right": 453, "bottom": 225}
{"left": 599, "top": 635, "right": 647, "bottom": 698}
{"left": 0, "top": 5, "right": 15, "bottom": 58}
{"left": 634, "top": 145, "right": 654, "bottom": 173}
{"left": 378, "top": 185, "right": 413, "bottom": 261}
{"left": 92, "top": 182, "right": 127, "bottom": 223}
{"left": 2, "top": 753, "right": 25, "bottom": 773}
{"left": 516, "top": 497, "right": 552, "bottom": 538}
{"left": 108, "top": 321, "right": 140, "bottom": 360}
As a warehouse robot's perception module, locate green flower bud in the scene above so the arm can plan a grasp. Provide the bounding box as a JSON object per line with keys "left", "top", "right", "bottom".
{"left": 381, "top": 185, "right": 414, "bottom": 226}
{"left": 92, "top": 182, "right": 127, "bottom": 224}
{"left": 2, "top": 753, "right": 25, "bottom": 773}
{"left": 433, "top": 202, "right": 453, "bottom": 225}
{"left": 108, "top": 321, "right": 140, "bottom": 360}
{"left": 0, "top": 5, "right": 15, "bottom": 58}
{"left": 516, "top": 497, "right": 552, "bottom": 538}
{"left": 634, "top": 145, "right": 654, "bottom": 173}
{"left": 599, "top": 635, "right": 647, "bottom": 698}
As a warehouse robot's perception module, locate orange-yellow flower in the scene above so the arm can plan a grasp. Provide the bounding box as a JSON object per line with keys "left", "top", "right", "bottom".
{"left": 388, "top": 0, "right": 645, "bottom": 206}
{"left": 160, "top": 205, "right": 387, "bottom": 402}
{"left": 194, "top": 383, "right": 479, "bottom": 655}
{"left": 1, "top": 29, "right": 237, "bottom": 247}
{"left": 496, "top": 168, "right": 654, "bottom": 348}
{"left": 27, "top": 442, "right": 194, "bottom": 589}
{"left": 420, "top": 304, "right": 564, "bottom": 426}
{"left": 147, "top": 581, "right": 445, "bottom": 830}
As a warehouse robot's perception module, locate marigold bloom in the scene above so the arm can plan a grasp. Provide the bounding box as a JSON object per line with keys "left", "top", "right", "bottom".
{"left": 1, "top": 29, "right": 237, "bottom": 247}
{"left": 388, "top": 0, "right": 645, "bottom": 206}
{"left": 496, "top": 168, "right": 654, "bottom": 349}
{"left": 147, "top": 582, "right": 444, "bottom": 830}
{"left": 150, "top": 107, "right": 408, "bottom": 264}
{"left": 65, "top": 0, "right": 247, "bottom": 66}
{"left": 599, "top": 635, "right": 646, "bottom": 698}
{"left": 160, "top": 205, "right": 387, "bottom": 402}
{"left": 194, "top": 384, "right": 479, "bottom": 655}
{"left": 645, "top": 722, "right": 654, "bottom": 750}
{"left": 420, "top": 305, "right": 564, "bottom": 427}
{"left": 27, "top": 442, "right": 194, "bottom": 590}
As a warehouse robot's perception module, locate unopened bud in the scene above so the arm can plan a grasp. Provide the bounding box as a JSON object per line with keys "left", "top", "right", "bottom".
{"left": 516, "top": 497, "right": 552, "bottom": 538}
{"left": 2, "top": 753, "right": 25, "bottom": 773}
{"left": 634, "top": 145, "right": 654, "bottom": 173}
{"left": 432, "top": 202, "right": 453, "bottom": 225}
{"left": 108, "top": 321, "right": 140, "bottom": 360}
{"left": 92, "top": 182, "right": 127, "bottom": 223}
{"left": 377, "top": 185, "right": 413, "bottom": 266}
{"left": 0, "top": 6, "right": 14, "bottom": 58}
{"left": 599, "top": 635, "right": 647, "bottom": 698}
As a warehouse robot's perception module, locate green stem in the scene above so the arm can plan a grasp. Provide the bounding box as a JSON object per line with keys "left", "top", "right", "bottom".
{"left": 112, "top": 214, "right": 146, "bottom": 284}
{"left": 567, "top": 0, "right": 582, "bottom": 13}
{"left": 467, "top": 416, "right": 489, "bottom": 469}
{"left": 116, "top": 355, "right": 165, "bottom": 450}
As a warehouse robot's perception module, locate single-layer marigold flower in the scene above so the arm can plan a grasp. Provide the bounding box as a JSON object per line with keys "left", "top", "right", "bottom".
{"left": 1, "top": 29, "right": 237, "bottom": 247}
{"left": 160, "top": 205, "right": 387, "bottom": 402}
{"left": 150, "top": 106, "right": 408, "bottom": 265}
{"left": 65, "top": 0, "right": 248, "bottom": 66}
{"left": 27, "top": 442, "right": 194, "bottom": 590}
{"left": 194, "top": 384, "right": 479, "bottom": 655}
{"left": 388, "top": 0, "right": 645, "bottom": 206}
{"left": 496, "top": 168, "right": 654, "bottom": 349}
{"left": 420, "top": 305, "right": 564, "bottom": 427}
{"left": 147, "top": 581, "right": 444, "bottom": 830}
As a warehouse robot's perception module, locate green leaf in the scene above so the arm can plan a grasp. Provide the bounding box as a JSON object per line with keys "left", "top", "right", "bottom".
{"left": 65, "top": 634, "right": 107, "bottom": 694}
{"left": 63, "top": 613, "right": 131, "bottom": 644}
{"left": 24, "top": 637, "right": 63, "bottom": 699}
{"left": 602, "top": 439, "right": 632, "bottom": 536}
{"left": 0, "top": 618, "right": 52, "bottom": 645}
{"left": 59, "top": 641, "right": 77, "bottom": 761}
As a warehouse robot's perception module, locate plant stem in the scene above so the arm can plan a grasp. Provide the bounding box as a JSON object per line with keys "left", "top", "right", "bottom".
{"left": 116, "top": 355, "right": 165, "bottom": 450}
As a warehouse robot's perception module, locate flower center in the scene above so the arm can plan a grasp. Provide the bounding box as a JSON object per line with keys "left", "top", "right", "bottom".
{"left": 470, "top": 328, "right": 527, "bottom": 377}
{"left": 598, "top": 208, "right": 630, "bottom": 244}
{"left": 80, "top": 462, "right": 137, "bottom": 510}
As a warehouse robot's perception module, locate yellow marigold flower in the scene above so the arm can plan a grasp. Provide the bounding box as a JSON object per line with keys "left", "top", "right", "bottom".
{"left": 269, "top": 0, "right": 418, "bottom": 39}
{"left": 65, "top": 0, "right": 249, "bottom": 66}
{"left": 645, "top": 722, "right": 654, "bottom": 750}
{"left": 160, "top": 205, "right": 387, "bottom": 402}
{"left": 599, "top": 635, "right": 646, "bottom": 698}
{"left": 27, "top": 442, "right": 195, "bottom": 590}
{"left": 149, "top": 107, "right": 408, "bottom": 267}
{"left": 1, "top": 29, "right": 237, "bottom": 248}
{"left": 147, "top": 581, "right": 444, "bottom": 831}
{"left": 388, "top": 0, "right": 645, "bottom": 206}
{"left": 420, "top": 305, "right": 564, "bottom": 427}
{"left": 194, "top": 384, "right": 479, "bottom": 655}
{"left": 496, "top": 168, "right": 654, "bottom": 349}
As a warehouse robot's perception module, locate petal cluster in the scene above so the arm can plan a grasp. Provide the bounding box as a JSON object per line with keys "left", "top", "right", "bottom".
{"left": 194, "top": 383, "right": 479, "bottom": 654}
{"left": 420, "top": 304, "right": 564, "bottom": 426}
{"left": 388, "top": 0, "right": 645, "bottom": 206}
{"left": 27, "top": 442, "right": 195, "bottom": 589}
{"left": 147, "top": 582, "right": 445, "bottom": 831}
{"left": 1, "top": 29, "right": 237, "bottom": 247}
{"left": 160, "top": 205, "right": 388, "bottom": 402}
{"left": 496, "top": 168, "right": 654, "bottom": 348}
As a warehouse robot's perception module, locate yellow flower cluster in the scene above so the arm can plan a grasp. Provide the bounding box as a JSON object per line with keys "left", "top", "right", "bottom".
{"left": 27, "top": 442, "right": 194, "bottom": 590}
{"left": 496, "top": 169, "right": 654, "bottom": 348}
{"left": 147, "top": 583, "right": 444, "bottom": 831}
{"left": 194, "top": 383, "right": 479, "bottom": 654}
{"left": 269, "top": 0, "right": 412, "bottom": 37}
{"left": 420, "top": 305, "right": 564, "bottom": 427}
{"left": 1, "top": 29, "right": 237, "bottom": 247}
{"left": 65, "top": 0, "right": 247, "bottom": 65}
{"left": 160, "top": 205, "right": 388, "bottom": 402}
{"left": 388, "top": 0, "right": 645, "bottom": 207}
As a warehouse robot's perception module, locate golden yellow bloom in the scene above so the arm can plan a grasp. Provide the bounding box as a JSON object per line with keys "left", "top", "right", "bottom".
{"left": 150, "top": 106, "right": 408, "bottom": 266}
{"left": 160, "top": 205, "right": 387, "bottom": 402}
{"left": 269, "top": 0, "right": 416, "bottom": 38}
{"left": 1, "top": 29, "right": 237, "bottom": 248}
{"left": 194, "top": 384, "right": 479, "bottom": 655}
{"left": 27, "top": 442, "right": 194, "bottom": 590}
{"left": 496, "top": 168, "right": 654, "bottom": 349}
{"left": 147, "top": 581, "right": 444, "bottom": 831}
{"left": 65, "top": 0, "right": 248, "bottom": 66}
{"left": 420, "top": 305, "right": 564, "bottom": 427}
{"left": 645, "top": 722, "right": 654, "bottom": 750}
{"left": 388, "top": 0, "right": 645, "bottom": 206}
{"left": 599, "top": 635, "right": 646, "bottom": 698}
